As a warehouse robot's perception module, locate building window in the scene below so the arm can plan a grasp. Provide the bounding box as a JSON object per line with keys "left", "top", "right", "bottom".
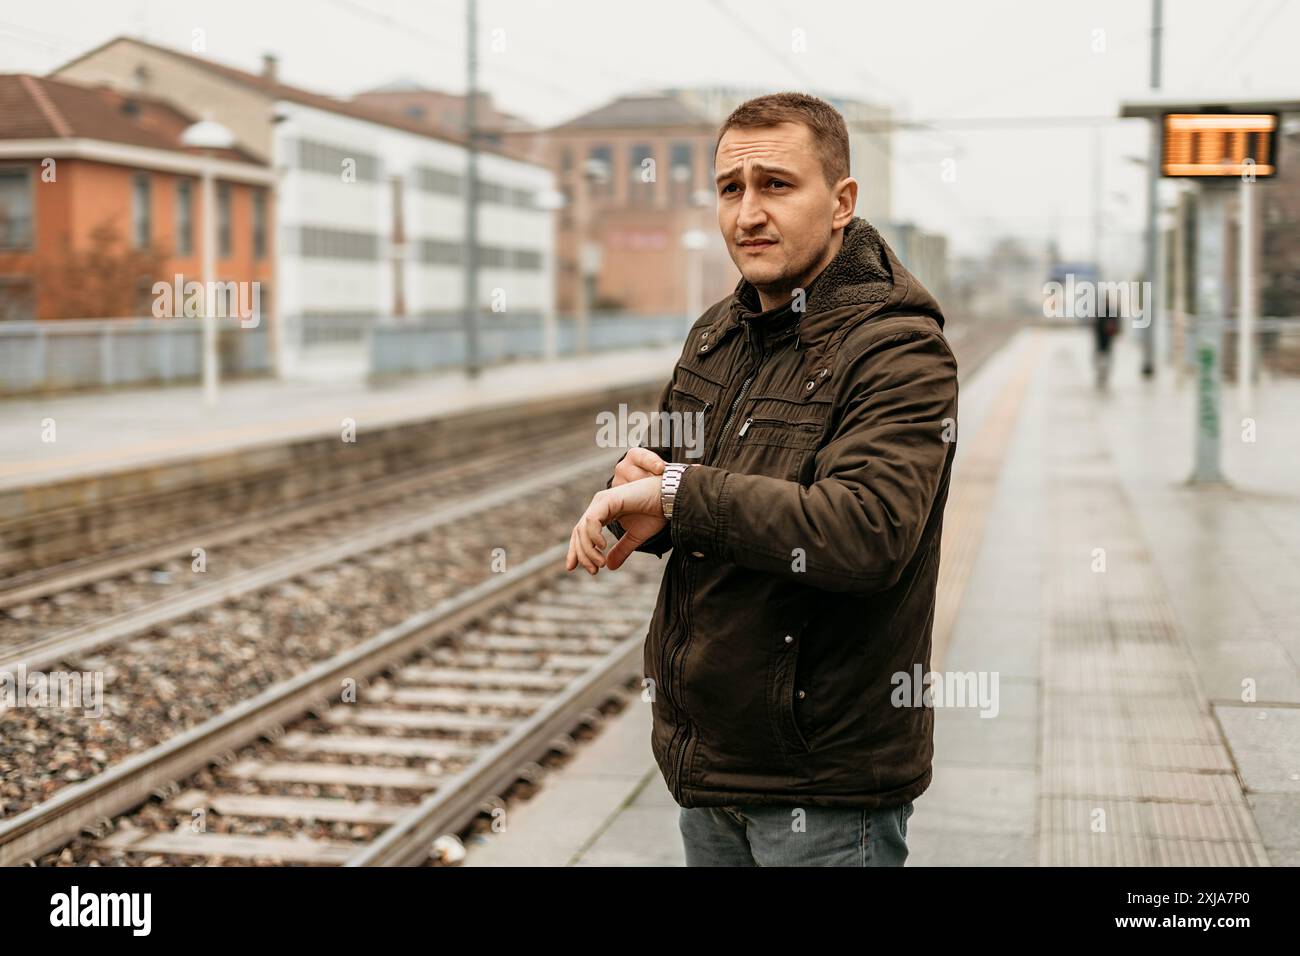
{"left": 217, "top": 183, "right": 232, "bottom": 258}
{"left": 416, "top": 166, "right": 463, "bottom": 196}
{"left": 512, "top": 248, "right": 543, "bottom": 270}
{"left": 299, "top": 226, "right": 380, "bottom": 260}
{"left": 176, "top": 179, "right": 194, "bottom": 256}
{"left": 630, "top": 143, "right": 654, "bottom": 206}
{"left": 132, "top": 172, "right": 151, "bottom": 249}
{"left": 0, "top": 276, "right": 34, "bottom": 320}
{"left": 0, "top": 167, "right": 33, "bottom": 250}
{"left": 252, "top": 189, "right": 267, "bottom": 260}
{"left": 670, "top": 142, "right": 693, "bottom": 204}
{"left": 587, "top": 144, "right": 612, "bottom": 198}
{"left": 297, "top": 139, "right": 380, "bottom": 181}
{"left": 479, "top": 245, "right": 507, "bottom": 268}
{"left": 417, "top": 238, "right": 463, "bottom": 265}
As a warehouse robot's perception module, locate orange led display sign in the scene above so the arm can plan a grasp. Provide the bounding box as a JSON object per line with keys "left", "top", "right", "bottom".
{"left": 1161, "top": 113, "right": 1278, "bottom": 178}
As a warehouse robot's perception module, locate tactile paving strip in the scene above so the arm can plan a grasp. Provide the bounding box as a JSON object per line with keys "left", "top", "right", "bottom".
{"left": 1037, "top": 338, "right": 1270, "bottom": 866}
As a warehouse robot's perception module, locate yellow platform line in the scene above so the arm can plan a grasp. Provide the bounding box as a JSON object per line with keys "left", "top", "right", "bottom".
{"left": 932, "top": 330, "right": 1045, "bottom": 670}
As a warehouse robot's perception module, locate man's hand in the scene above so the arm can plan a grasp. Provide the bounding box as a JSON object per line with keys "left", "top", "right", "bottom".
{"left": 567, "top": 448, "right": 667, "bottom": 575}
{"left": 607, "top": 447, "right": 669, "bottom": 565}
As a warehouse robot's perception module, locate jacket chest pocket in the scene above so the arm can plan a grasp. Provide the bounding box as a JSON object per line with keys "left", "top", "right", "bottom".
{"left": 665, "top": 367, "right": 723, "bottom": 463}
{"left": 721, "top": 393, "right": 828, "bottom": 481}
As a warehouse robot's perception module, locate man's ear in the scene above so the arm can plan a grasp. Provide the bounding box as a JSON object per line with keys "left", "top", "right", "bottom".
{"left": 833, "top": 177, "right": 858, "bottom": 228}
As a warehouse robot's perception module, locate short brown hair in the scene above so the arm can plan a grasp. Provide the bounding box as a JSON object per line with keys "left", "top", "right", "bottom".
{"left": 714, "top": 92, "right": 850, "bottom": 189}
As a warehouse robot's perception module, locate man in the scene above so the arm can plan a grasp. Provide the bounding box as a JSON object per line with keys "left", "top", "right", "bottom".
{"left": 565, "top": 92, "right": 958, "bottom": 867}
{"left": 1093, "top": 289, "right": 1120, "bottom": 390}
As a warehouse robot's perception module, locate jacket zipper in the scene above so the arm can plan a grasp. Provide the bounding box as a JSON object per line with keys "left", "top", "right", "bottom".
{"left": 737, "top": 416, "right": 820, "bottom": 441}
{"left": 659, "top": 392, "right": 709, "bottom": 792}
{"left": 709, "top": 320, "right": 764, "bottom": 460}
{"left": 666, "top": 560, "right": 694, "bottom": 794}
{"left": 659, "top": 402, "right": 709, "bottom": 698}
{"left": 666, "top": 318, "right": 769, "bottom": 797}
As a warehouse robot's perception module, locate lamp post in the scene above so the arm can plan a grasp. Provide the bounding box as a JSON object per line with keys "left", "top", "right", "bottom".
{"left": 181, "top": 118, "right": 236, "bottom": 406}
{"left": 574, "top": 157, "right": 609, "bottom": 356}
{"left": 681, "top": 188, "right": 715, "bottom": 331}
{"left": 532, "top": 186, "right": 567, "bottom": 361}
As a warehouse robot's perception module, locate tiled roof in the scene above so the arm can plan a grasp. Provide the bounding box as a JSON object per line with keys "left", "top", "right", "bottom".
{"left": 56, "top": 37, "right": 495, "bottom": 151}
{"left": 0, "top": 73, "right": 258, "bottom": 163}
{"left": 551, "top": 93, "right": 715, "bottom": 131}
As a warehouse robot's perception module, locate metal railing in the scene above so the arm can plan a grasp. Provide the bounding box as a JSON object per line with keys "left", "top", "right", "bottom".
{"left": 0, "top": 311, "right": 692, "bottom": 394}
{"left": 0, "top": 318, "right": 271, "bottom": 395}
{"left": 369, "top": 312, "right": 689, "bottom": 377}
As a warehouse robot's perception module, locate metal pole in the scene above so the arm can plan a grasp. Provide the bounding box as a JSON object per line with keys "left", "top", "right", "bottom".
{"left": 201, "top": 154, "right": 218, "bottom": 405}
{"left": 1171, "top": 190, "right": 1188, "bottom": 384}
{"left": 576, "top": 199, "right": 590, "bottom": 356}
{"left": 1091, "top": 127, "right": 1102, "bottom": 270}
{"left": 689, "top": 244, "right": 703, "bottom": 326}
{"left": 1237, "top": 176, "right": 1256, "bottom": 417}
{"left": 1191, "top": 185, "right": 1228, "bottom": 484}
{"left": 461, "top": 0, "right": 481, "bottom": 378}
{"left": 1159, "top": 191, "right": 1170, "bottom": 374}
{"left": 1138, "top": 0, "right": 1163, "bottom": 378}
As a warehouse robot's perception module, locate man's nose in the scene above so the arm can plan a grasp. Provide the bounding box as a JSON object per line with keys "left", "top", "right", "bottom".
{"left": 736, "top": 186, "right": 767, "bottom": 230}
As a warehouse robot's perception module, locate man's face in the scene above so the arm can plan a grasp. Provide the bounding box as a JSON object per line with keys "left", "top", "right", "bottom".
{"left": 714, "top": 121, "right": 855, "bottom": 305}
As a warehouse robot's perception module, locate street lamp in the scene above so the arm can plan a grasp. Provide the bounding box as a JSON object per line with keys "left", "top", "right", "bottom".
{"left": 532, "top": 186, "right": 566, "bottom": 360}
{"left": 574, "top": 157, "right": 609, "bottom": 356}
{"left": 181, "top": 118, "right": 236, "bottom": 407}
{"left": 681, "top": 188, "right": 715, "bottom": 329}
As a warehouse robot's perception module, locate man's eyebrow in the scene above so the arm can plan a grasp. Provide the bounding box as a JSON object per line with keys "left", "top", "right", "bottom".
{"left": 714, "top": 163, "right": 799, "bottom": 185}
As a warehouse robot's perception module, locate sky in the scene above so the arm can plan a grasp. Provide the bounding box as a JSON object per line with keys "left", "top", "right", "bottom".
{"left": 2, "top": 0, "right": 1297, "bottom": 270}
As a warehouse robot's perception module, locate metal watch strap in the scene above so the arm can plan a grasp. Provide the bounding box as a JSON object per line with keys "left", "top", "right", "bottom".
{"left": 660, "top": 462, "right": 690, "bottom": 519}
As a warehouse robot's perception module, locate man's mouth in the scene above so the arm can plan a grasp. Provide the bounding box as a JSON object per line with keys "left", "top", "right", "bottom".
{"left": 738, "top": 238, "right": 777, "bottom": 252}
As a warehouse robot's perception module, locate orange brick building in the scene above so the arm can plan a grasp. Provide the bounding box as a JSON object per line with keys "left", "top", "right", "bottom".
{"left": 0, "top": 74, "right": 274, "bottom": 321}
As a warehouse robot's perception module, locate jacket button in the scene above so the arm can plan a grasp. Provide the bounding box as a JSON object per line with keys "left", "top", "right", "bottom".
{"left": 784, "top": 634, "right": 793, "bottom": 644}
{"left": 691, "top": 550, "right": 704, "bottom": 558}
{"left": 700, "top": 344, "right": 709, "bottom": 352}
{"left": 805, "top": 380, "right": 814, "bottom": 390}
{"left": 797, "top": 690, "right": 806, "bottom": 699}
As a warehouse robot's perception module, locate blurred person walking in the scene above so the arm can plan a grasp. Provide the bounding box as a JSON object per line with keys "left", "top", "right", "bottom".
{"left": 1093, "top": 290, "right": 1120, "bottom": 389}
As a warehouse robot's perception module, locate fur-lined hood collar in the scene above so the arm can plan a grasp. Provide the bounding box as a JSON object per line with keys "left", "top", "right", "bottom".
{"left": 705, "top": 217, "right": 945, "bottom": 363}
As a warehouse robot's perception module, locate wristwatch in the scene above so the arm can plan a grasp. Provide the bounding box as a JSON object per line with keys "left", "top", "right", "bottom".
{"left": 660, "top": 462, "right": 692, "bottom": 519}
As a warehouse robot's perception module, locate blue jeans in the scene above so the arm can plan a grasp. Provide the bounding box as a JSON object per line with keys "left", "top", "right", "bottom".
{"left": 679, "top": 801, "right": 914, "bottom": 866}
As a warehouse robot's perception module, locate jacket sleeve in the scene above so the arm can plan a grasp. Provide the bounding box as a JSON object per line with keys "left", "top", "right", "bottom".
{"left": 666, "top": 329, "right": 958, "bottom": 592}
{"left": 605, "top": 371, "right": 676, "bottom": 559}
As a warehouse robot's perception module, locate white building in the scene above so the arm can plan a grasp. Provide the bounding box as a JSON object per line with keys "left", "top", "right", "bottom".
{"left": 55, "top": 37, "right": 555, "bottom": 369}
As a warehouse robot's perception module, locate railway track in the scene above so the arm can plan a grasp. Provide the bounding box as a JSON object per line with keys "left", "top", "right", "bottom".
{"left": 7, "top": 546, "right": 660, "bottom": 866}
{"left": 0, "top": 445, "right": 622, "bottom": 673}
{"left": 0, "top": 431, "right": 590, "bottom": 611}
{"left": 0, "top": 382, "right": 660, "bottom": 582}
{"left": 0, "top": 390, "right": 657, "bottom": 641}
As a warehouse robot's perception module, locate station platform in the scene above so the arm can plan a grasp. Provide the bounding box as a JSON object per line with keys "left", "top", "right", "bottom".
{"left": 0, "top": 344, "right": 680, "bottom": 492}
{"left": 462, "top": 326, "right": 1300, "bottom": 867}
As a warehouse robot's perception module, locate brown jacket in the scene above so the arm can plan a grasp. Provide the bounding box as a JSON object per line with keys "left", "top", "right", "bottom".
{"left": 606, "top": 217, "right": 959, "bottom": 809}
